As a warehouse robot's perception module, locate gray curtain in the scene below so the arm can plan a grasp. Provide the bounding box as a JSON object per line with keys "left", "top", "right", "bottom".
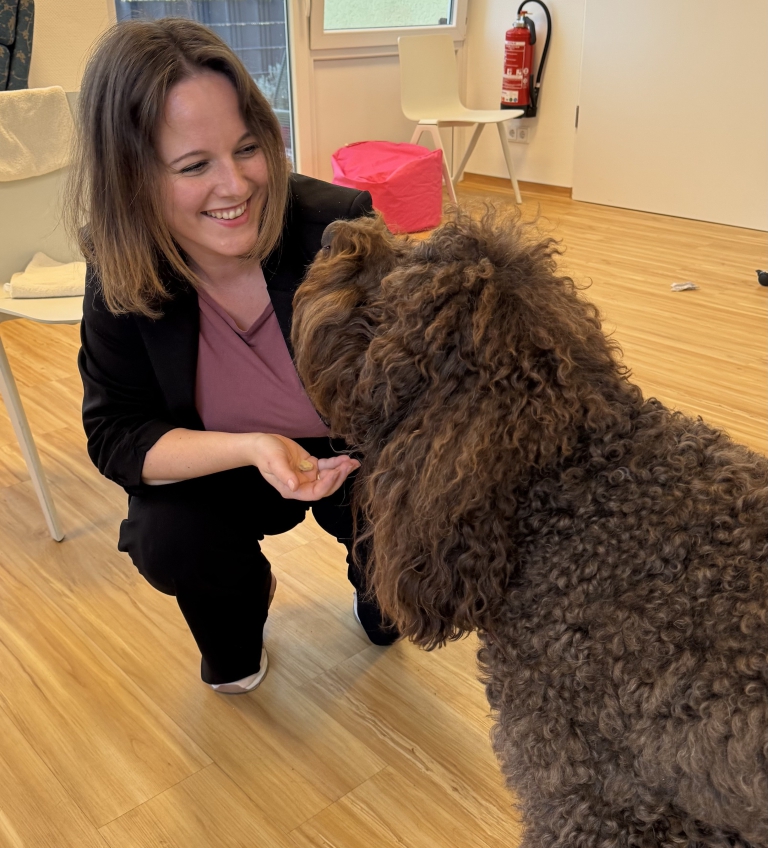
{"left": 0, "top": 0, "right": 34, "bottom": 90}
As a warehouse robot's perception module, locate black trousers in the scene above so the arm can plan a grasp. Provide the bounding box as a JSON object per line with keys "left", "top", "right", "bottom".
{"left": 117, "top": 437, "right": 372, "bottom": 685}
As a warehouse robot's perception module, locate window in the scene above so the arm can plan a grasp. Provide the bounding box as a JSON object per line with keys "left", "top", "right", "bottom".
{"left": 309, "top": 0, "right": 468, "bottom": 51}
{"left": 114, "top": 1, "right": 294, "bottom": 161}
{"left": 324, "top": 1, "right": 454, "bottom": 30}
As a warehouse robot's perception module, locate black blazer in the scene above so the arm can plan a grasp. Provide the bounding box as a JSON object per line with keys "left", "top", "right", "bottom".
{"left": 78, "top": 173, "right": 373, "bottom": 495}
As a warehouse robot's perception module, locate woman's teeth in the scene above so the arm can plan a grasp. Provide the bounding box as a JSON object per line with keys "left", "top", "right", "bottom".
{"left": 204, "top": 202, "right": 247, "bottom": 220}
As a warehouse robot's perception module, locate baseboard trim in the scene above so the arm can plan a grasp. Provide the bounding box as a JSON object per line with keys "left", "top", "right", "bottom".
{"left": 459, "top": 172, "right": 573, "bottom": 198}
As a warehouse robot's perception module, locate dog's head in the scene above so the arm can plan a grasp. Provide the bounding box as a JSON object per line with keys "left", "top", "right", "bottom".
{"left": 292, "top": 213, "right": 411, "bottom": 444}
{"left": 292, "top": 208, "right": 637, "bottom": 647}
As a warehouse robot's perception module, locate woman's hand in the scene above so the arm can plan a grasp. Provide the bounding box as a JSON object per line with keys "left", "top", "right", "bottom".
{"left": 141, "top": 429, "right": 359, "bottom": 493}
{"left": 251, "top": 433, "right": 359, "bottom": 500}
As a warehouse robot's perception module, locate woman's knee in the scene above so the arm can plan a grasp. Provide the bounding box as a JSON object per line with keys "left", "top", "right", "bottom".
{"left": 117, "top": 500, "right": 204, "bottom": 594}
{"left": 117, "top": 473, "right": 303, "bottom": 593}
{"left": 118, "top": 483, "right": 249, "bottom": 589}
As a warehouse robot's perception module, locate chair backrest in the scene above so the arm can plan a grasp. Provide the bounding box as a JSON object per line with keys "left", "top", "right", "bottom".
{"left": 0, "top": 91, "right": 81, "bottom": 284}
{"left": 398, "top": 34, "right": 465, "bottom": 121}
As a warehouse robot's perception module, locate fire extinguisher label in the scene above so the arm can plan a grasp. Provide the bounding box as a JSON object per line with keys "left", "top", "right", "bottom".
{"left": 505, "top": 42, "right": 525, "bottom": 66}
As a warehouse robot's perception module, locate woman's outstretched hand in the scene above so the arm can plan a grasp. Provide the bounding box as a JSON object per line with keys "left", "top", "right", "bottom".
{"left": 252, "top": 433, "right": 359, "bottom": 500}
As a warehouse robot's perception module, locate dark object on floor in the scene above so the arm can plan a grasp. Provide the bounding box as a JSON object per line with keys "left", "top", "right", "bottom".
{"left": 0, "top": 0, "right": 34, "bottom": 90}
{"left": 293, "top": 210, "right": 768, "bottom": 848}
{"left": 756, "top": 270, "right": 768, "bottom": 287}
{"left": 353, "top": 589, "right": 399, "bottom": 646}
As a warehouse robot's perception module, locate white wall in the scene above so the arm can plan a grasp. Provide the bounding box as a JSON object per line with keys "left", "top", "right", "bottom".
{"left": 296, "top": 53, "right": 420, "bottom": 183}
{"left": 460, "top": 0, "right": 586, "bottom": 188}
{"left": 28, "top": 0, "right": 114, "bottom": 90}
{"left": 572, "top": 0, "right": 767, "bottom": 231}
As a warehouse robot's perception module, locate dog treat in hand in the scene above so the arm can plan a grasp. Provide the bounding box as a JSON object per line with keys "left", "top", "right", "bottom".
{"left": 298, "top": 459, "right": 314, "bottom": 472}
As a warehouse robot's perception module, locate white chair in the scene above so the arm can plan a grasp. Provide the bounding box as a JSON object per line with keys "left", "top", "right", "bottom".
{"left": 398, "top": 33, "right": 525, "bottom": 204}
{"left": 0, "top": 91, "right": 82, "bottom": 541}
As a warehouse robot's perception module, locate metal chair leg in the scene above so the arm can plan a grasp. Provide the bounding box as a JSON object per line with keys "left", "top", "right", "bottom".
{"left": 0, "top": 333, "right": 64, "bottom": 541}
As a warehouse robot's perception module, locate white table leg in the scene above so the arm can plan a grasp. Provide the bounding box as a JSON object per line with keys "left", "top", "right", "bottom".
{"left": 0, "top": 332, "right": 64, "bottom": 541}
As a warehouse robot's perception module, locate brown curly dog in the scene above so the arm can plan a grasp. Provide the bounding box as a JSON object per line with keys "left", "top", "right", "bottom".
{"left": 291, "top": 210, "right": 768, "bottom": 848}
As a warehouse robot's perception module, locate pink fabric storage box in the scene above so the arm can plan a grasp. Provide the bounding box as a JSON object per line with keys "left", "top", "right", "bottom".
{"left": 331, "top": 141, "right": 443, "bottom": 233}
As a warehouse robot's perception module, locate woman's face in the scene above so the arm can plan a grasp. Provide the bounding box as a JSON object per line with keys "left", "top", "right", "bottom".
{"left": 155, "top": 71, "right": 269, "bottom": 271}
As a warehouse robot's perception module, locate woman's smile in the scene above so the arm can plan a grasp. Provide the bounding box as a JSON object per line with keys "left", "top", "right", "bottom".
{"left": 202, "top": 198, "right": 250, "bottom": 224}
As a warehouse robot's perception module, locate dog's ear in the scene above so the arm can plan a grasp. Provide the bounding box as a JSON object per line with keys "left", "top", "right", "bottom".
{"left": 354, "top": 209, "right": 639, "bottom": 646}
{"left": 359, "top": 414, "right": 521, "bottom": 649}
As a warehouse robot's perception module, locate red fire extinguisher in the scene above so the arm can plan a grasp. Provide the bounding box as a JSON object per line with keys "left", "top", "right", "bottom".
{"left": 501, "top": 1, "right": 551, "bottom": 118}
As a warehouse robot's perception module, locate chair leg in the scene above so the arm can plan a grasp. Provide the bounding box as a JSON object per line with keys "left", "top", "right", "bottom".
{"left": 408, "top": 125, "right": 426, "bottom": 146}
{"left": 0, "top": 334, "right": 64, "bottom": 541}
{"left": 452, "top": 123, "right": 485, "bottom": 186}
{"left": 496, "top": 122, "right": 522, "bottom": 204}
{"left": 411, "top": 123, "right": 457, "bottom": 203}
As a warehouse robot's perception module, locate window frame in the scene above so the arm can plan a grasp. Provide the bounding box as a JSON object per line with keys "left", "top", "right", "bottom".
{"left": 308, "top": 0, "right": 468, "bottom": 51}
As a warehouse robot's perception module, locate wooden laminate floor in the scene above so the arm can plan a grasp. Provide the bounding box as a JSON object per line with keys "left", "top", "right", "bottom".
{"left": 0, "top": 181, "right": 765, "bottom": 847}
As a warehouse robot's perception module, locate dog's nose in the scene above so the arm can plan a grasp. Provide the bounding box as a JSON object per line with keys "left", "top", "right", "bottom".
{"left": 321, "top": 222, "right": 337, "bottom": 250}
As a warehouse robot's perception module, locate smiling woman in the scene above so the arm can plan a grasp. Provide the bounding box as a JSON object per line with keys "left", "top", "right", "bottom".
{"left": 66, "top": 19, "right": 288, "bottom": 318}
{"left": 156, "top": 72, "right": 272, "bottom": 327}
{"left": 68, "top": 18, "right": 399, "bottom": 697}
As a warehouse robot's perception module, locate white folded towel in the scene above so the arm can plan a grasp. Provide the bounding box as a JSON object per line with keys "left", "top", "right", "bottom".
{"left": 0, "top": 86, "right": 74, "bottom": 182}
{"left": 3, "top": 252, "right": 86, "bottom": 298}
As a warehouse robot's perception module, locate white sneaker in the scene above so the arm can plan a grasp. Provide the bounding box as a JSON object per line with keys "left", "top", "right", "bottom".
{"left": 211, "top": 648, "right": 268, "bottom": 694}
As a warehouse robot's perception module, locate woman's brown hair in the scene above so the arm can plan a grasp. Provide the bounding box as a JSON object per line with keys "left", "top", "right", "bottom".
{"left": 66, "top": 17, "right": 290, "bottom": 317}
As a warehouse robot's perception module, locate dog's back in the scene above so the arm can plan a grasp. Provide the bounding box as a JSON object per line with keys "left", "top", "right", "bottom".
{"left": 484, "top": 402, "right": 768, "bottom": 845}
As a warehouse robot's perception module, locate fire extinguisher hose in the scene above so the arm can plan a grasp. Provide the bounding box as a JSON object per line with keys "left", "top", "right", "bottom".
{"left": 516, "top": 0, "right": 551, "bottom": 117}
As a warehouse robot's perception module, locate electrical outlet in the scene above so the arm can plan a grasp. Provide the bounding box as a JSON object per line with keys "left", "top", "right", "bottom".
{"left": 507, "top": 123, "right": 529, "bottom": 144}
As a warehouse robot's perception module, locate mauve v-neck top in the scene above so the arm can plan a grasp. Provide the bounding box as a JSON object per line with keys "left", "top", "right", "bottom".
{"left": 195, "top": 281, "right": 329, "bottom": 439}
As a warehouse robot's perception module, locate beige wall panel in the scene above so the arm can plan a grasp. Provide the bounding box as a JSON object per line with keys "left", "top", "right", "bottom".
{"left": 309, "top": 55, "right": 422, "bottom": 182}
{"left": 573, "top": 0, "right": 768, "bottom": 229}
{"left": 28, "top": 0, "right": 114, "bottom": 90}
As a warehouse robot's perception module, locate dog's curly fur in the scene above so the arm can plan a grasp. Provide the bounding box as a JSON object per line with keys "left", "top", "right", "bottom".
{"left": 291, "top": 210, "right": 768, "bottom": 848}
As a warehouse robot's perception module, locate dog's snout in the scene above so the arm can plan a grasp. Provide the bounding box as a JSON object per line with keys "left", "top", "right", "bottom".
{"left": 321, "top": 222, "right": 337, "bottom": 250}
